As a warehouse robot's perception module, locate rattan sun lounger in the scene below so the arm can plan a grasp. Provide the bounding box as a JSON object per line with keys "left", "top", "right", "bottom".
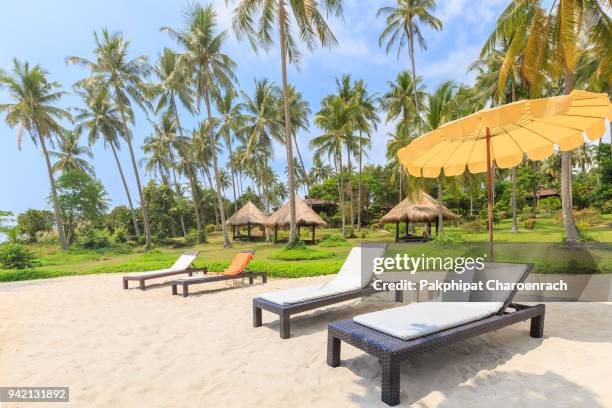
{"left": 253, "top": 245, "right": 402, "bottom": 339}
{"left": 170, "top": 250, "right": 265, "bottom": 297}
{"left": 122, "top": 251, "right": 203, "bottom": 290}
{"left": 326, "top": 263, "right": 544, "bottom": 406}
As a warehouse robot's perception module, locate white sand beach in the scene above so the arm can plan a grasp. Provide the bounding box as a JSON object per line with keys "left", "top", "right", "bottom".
{"left": 1, "top": 274, "right": 611, "bottom": 407}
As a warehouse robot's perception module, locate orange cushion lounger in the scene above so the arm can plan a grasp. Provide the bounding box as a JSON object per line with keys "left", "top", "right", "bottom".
{"left": 169, "top": 250, "right": 266, "bottom": 297}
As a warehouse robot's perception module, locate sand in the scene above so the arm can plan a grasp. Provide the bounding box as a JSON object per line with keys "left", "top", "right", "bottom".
{"left": 1, "top": 274, "right": 611, "bottom": 408}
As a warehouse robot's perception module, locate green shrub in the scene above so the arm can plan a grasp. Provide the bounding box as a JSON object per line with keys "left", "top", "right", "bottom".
{"left": 318, "top": 235, "right": 351, "bottom": 247}
{"left": 36, "top": 230, "right": 58, "bottom": 245}
{"left": 524, "top": 218, "right": 536, "bottom": 230}
{"left": 205, "top": 224, "right": 216, "bottom": 234}
{"left": 113, "top": 228, "right": 128, "bottom": 244}
{"left": 185, "top": 229, "right": 207, "bottom": 245}
{"left": 539, "top": 197, "right": 561, "bottom": 214}
{"left": 79, "top": 229, "right": 112, "bottom": 249}
{"left": 0, "top": 243, "right": 39, "bottom": 269}
{"left": 269, "top": 245, "right": 334, "bottom": 261}
{"left": 462, "top": 220, "right": 484, "bottom": 233}
{"left": 431, "top": 232, "right": 465, "bottom": 249}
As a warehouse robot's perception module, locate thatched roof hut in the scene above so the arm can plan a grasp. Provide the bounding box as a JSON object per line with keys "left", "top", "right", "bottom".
{"left": 226, "top": 201, "right": 267, "bottom": 226}
{"left": 225, "top": 201, "right": 267, "bottom": 241}
{"left": 264, "top": 196, "right": 327, "bottom": 243}
{"left": 380, "top": 192, "right": 459, "bottom": 241}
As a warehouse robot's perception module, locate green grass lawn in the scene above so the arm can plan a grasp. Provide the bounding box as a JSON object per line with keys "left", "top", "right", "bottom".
{"left": 1, "top": 217, "right": 610, "bottom": 282}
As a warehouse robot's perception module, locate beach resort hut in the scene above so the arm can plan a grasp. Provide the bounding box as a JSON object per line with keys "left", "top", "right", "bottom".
{"left": 225, "top": 201, "right": 267, "bottom": 241}
{"left": 380, "top": 192, "right": 459, "bottom": 242}
{"left": 264, "top": 196, "right": 328, "bottom": 243}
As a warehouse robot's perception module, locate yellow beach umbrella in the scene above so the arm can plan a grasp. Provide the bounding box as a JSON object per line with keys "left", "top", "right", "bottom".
{"left": 397, "top": 90, "right": 611, "bottom": 244}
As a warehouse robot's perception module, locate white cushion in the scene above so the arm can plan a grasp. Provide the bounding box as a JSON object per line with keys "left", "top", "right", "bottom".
{"left": 258, "top": 245, "right": 386, "bottom": 305}
{"left": 353, "top": 302, "right": 504, "bottom": 340}
{"left": 125, "top": 254, "right": 197, "bottom": 277}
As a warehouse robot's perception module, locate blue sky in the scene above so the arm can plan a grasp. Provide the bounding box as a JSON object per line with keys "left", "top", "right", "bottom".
{"left": 1, "top": 0, "right": 608, "bottom": 215}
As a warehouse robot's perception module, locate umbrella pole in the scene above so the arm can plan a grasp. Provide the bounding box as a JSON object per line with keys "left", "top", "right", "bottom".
{"left": 486, "top": 126, "right": 494, "bottom": 258}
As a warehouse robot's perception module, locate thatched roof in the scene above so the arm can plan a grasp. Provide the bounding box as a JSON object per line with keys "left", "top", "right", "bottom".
{"left": 225, "top": 201, "right": 267, "bottom": 226}
{"left": 380, "top": 192, "right": 460, "bottom": 224}
{"left": 264, "top": 196, "right": 328, "bottom": 227}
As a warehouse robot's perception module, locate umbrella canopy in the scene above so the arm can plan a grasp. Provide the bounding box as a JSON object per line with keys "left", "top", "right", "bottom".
{"left": 396, "top": 90, "right": 611, "bottom": 246}
{"left": 398, "top": 90, "right": 610, "bottom": 178}
{"left": 380, "top": 192, "right": 459, "bottom": 224}
{"left": 225, "top": 201, "right": 267, "bottom": 226}
{"left": 264, "top": 196, "right": 328, "bottom": 227}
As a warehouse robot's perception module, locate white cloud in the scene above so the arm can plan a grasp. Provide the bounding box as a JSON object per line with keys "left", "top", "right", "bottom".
{"left": 420, "top": 44, "right": 480, "bottom": 83}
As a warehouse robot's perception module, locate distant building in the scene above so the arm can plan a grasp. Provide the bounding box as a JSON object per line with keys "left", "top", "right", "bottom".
{"left": 303, "top": 196, "right": 337, "bottom": 216}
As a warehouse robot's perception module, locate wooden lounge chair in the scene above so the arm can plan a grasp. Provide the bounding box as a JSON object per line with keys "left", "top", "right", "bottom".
{"left": 170, "top": 250, "right": 265, "bottom": 297}
{"left": 253, "top": 245, "right": 403, "bottom": 339}
{"left": 327, "top": 263, "right": 544, "bottom": 406}
{"left": 122, "top": 251, "right": 203, "bottom": 290}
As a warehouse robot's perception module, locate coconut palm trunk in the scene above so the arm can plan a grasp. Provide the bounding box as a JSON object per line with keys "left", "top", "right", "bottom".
{"left": 36, "top": 128, "right": 68, "bottom": 250}
{"left": 346, "top": 144, "right": 354, "bottom": 234}
{"left": 228, "top": 143, "right": 238, "bottom": 212}
{"left": 293, "top": 137, "right": 311, "bottom": 194}
{"left": 561, "top": 72, "right": 580, "bottom": 244}
{"left": 511, "top": 167, "right": 518, "bottom": 233}
{"left": 186, "top": 167, "right": 204, "bottom": 234}
{"left": 115, "top": 95, "right": 152, "bottom": 250}
{"left": 337, "top": 138, "right": 346, "bottom": 238}
{"left": 110, "top": 142, "right": 141, "bottom": 236}
{"left": 407, "top": 30, "right": 420, "bottom": 127}
{"left": 204, "top": 162, "right": 221, "bottom": 229}
{"left": 278, "top": 1, "right": 298, "bottom": 243}
{"left": 357, "top": 132, "right": 363, "bottom": 230}
{"left": 168, "top": 94, "right": 189, "bottom": 238}
{"left": 203, "top": 91, "right": 230, "bottom": 248}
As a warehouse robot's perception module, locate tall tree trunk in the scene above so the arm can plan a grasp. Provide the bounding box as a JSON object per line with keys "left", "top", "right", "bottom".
{"left": 203, "top": 90, "right": 230, "bottom": 248}
{"left": 293, "top": 136, "right": 311, "bottom": 195}
{"left": 337, "top": 139, "right": 346, "bottom": 238}
{"left": 226, "top": 136, "right": 238, "bottom": 212}
{"left": 357, "top": 131, "right": 363, "bottom": 230}
{"left": 398, "top": 169, "right": 403, "bottom": 202}
{"left": 407, "top": 30, "right": 420, "bottom": 130}
{"left": 37, "top": 129, "right": 67, "bottom": 250}
{"left": 109, "top": 142, "right": 140, "bottom": 237}
{"left": 511, "top": 167, "right": 518, "bottom": 233}
{"left": 562, "top": 72, "right": 580, "bottom": 244}
{"left": 169, "top": 94, "right": 188, "bottom": 238}
{"left": 186, "top": 167, "right": 204, "bottom": 239}
{"left": 115, "top": 91, "right": 151, "bottom": 250}
{"left": 278, "top": 1, "right": 297, "bottom": 243}
{"left": 346, "top": 144, "right": 354, "bottom": 234}
{"left": 204, "top": 166, "right": 220, "bottom": 227}
{"left": 437, "top": 176, "right": 444, "bottom": 235}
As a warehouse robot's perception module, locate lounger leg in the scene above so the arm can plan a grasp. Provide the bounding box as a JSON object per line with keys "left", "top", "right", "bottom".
{"left": 253, "top": 305, "right": 262, "bottom": 327}
{"left": 280, "top": 313, "right": 290, "bottom": 339}
{"left": 262, "top": 273, "right": 267, "bottom": 283}
{"left": 171, "top": 284, "right": 177, "bottom": 296}
{"left": 139, "top": 280, "right": 145, "bottom": 290}
{"left": 381, "top": 358, "right": 400, "bottom": 406}
{"left": 327, "top": 334, "right": 341, "bottom": 367}
{"left": 530, "top": 314, "right": 544, "bottom": 338}
{"left": 182, "top": 283, "right": 189, "bottom": 298}
{"left": 123, "top": 278, "right": 128, "bottom": 289}
{"left": 394, "top": 290, "right": 403, "bottom": 303}
{"left": 249, "top": 275, "right": 254, "bottom": 284}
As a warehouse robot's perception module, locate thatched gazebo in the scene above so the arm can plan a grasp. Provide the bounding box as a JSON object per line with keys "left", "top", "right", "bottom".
{"left": 380, "top": 192, "right": 459, "bottom": 242}
{"left": 264, "top": 196, "right": 328, "bottom": 243}
{"left": 225, "top": 201, "right": 267, "bottom": 241}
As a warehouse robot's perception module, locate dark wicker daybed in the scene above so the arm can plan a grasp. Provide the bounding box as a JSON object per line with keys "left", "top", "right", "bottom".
{"left": 122, "top": 251, "right": 203, "bottom": 290}
{"left": 326, "top": 263, "right": 545, "bottom": 406}
{"left": 170, "top": 250, "right": 266, "bottom": 297}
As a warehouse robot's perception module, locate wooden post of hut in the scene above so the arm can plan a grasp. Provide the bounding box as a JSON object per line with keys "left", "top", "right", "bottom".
{"left": 232, "top": 225, "right": 236, "bottom": 240}
{"left": 247, "top": 222, "right": 252, "bottom": 241}
{"left": 274, "top": 225, "right": 278, "bottom": 243}
{"left": 311, "top": 225, "right": 316, "bottom": 243}
{"left": 395, "top": 221, "right": 400, "bottom": 243}
{"left": 435, "top": 218, "right": 439, "bottom": 236}
{"left": 405, "top": 219, "right": 409, "bottom": 236}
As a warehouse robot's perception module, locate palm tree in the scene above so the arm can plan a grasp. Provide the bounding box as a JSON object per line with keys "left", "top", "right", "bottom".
{"left": 386, "top": 130, "right": 412, "bottom": 202}
{"left": 377, "top": 0, "right": 442, "bottom": 128}
{"left": 482, "top": 1, "right": 612, "bottom": 243}
{"left": 73, "top": 81, "right": 140, "bottom": 237}
{"left": 216, "top": 89, "right": 244, "bottom": 212}
{"left": 353, "top": 79, "right": 379, "bottom": 229}
{"left": 152, "top": 48, "right": 195, "bottom": 237}
{"left": 380, "top": 71, "right": 426, "bottom": 136}
{"left": 142, "top": 123, "right": 172, "bottom": 184}
{"left": 281, "top": 85, "right": 312, "bottom": 194}
{"left": 0, "top": 60, "right": 71, "bottom": 250}
{"left": 311, "top": 95, "right": 357, "bottom": 238}
{"left": 240, "top": 79, "right": 283, "bottom": 156}
{"left": 164, "top": 4, "right": 237, "bottom": 248}
{"left": 50, "top": 130, "right": 95, "bottom": 176}
{"left": 232, "top": 0, "right": 343, "bottom": 243}
{"left": 309, "top": 155, "right": 334, "bottom": 184}
{"left": 67, "top": 29, "right": 153, "bottom": 249}
{"left": 424, "top": 80, "right": 456, "bottom": 234}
